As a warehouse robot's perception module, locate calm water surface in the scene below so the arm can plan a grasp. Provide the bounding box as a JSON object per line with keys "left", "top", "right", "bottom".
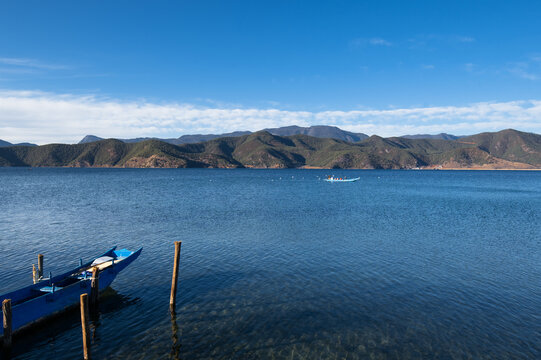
{"left": 0, "top": 169, "right": 540, "bottom": 359}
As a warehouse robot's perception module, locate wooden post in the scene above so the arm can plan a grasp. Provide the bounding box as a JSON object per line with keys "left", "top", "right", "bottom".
{"left": 90, "top": 267, "right": 100, "bottom": 307}
{"left": 169, "top": 241, "right": 182, "bottom": 312}
{"left": 38, "top": 254, "right": 44, "bottom": 279}
{"left": 32, "top": 264, "right": 37, "bottom": 284}
{"left": 2, "top": 299, "right": 12, "bottom": 350}
{"left": 80, "top": 294, "right": 91, "bottom": 360}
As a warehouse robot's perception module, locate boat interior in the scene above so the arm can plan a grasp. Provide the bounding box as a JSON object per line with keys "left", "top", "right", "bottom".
{"left": 11, "top": 249, "right": 132, "bottom": 306}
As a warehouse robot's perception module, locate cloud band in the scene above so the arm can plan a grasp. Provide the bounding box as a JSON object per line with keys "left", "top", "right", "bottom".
{"left": 0, "top": 90, "right": 540, "bottom": 144}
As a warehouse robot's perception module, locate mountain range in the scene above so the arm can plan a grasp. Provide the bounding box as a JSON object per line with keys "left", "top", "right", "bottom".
{"left": 1, "top": 129, "right": 539, "bottom": 169}
{"left": 78, "top": 125, "right": 369, "bottom": 145}
{"left": 401, "top": 133, "right": 461, "bottom": 140}
{"left": 4, "top": 125, "right": 458, "bottom": 147}
{"left": 0, "top": 139, "right": 37, "bottom": 147}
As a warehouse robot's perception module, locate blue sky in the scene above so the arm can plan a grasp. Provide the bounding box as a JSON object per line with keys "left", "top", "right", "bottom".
{"left": 1, "top": 0, "right": 541, "bottom": 143}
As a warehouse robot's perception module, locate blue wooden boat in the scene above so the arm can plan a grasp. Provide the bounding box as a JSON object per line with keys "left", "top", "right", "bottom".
{"left": 0, "top": 246, "right": 142, "bottom": 335}
{"left": 324, "top": 176, "right": 360, "bottom": 182}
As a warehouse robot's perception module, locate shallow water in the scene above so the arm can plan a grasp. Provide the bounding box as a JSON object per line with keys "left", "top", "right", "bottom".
{"left": 0, "top": 168, "right": 540, "bottom": 359}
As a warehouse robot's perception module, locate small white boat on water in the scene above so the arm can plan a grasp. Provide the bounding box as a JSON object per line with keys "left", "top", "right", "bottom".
{"left": 324, "top": 176, "right": 360, "bottom": 182}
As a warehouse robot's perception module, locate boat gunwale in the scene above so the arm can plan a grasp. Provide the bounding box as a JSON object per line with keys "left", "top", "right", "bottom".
{"left": 0, "top": 246, "right": 117, "bottom": 305}
{"left": 1, "top": 247, "right": 142, "bottom": 336}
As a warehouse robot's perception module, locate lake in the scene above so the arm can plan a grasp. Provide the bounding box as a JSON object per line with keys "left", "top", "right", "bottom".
{"left": 0, "top": 168, "right": 540, "bottom": 359}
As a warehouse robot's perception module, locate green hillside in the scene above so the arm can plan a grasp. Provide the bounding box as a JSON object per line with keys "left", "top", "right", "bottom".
{"left": 461, "top": 129, "right": 541, "bottom": 166}
{"left": 0, "top": 129, "right": 539, "bottom": 169}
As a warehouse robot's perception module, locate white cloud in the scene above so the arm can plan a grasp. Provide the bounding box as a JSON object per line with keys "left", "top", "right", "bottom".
{"left": 0, "top": 90, "right": 540, "bottom": 144}
{"left": 0, "top": 57, "right": 68, "bottom": 70}
{"left": 507, "top": 58, "right": 541, "bottom": 80}
{"left": 454, "top": 36, "right": 475, "bottom": 43}
{"left": 350, "top": 37, "right": 392, "bottom": 48}
{"left": 368, "top": 38, "right": 392, "bottom": 46}
{"left": 464, "top": 63, "right": 475, "bottom": 72}
{"left": 406, "top": 34, "right": 476, "bottom": 49}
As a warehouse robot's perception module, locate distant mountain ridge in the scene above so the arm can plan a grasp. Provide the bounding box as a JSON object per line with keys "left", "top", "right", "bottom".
{"left": 0, "top": 139, "right": 38, "bottom": 147}
{"left": 401, "top": 133, "right": 460, "bottom": 140}
{"left": 77, "top": 126, "right": 469, "bottom": 146}
{"left": 176, "top": 131, "right": 252, "bottom": 144}
{"left": 263, "top": 125, "right": 368, "bottom": 142}
{"left": 79, "top": 135, "right": 104, "bottom": 144}
{"left": 2, "top": 129, "right": 539, "bottom": 169}
{"left": 78, "top": 125, "right": 368, "bottom": 145}
{"left": 79, "top": 134, "right": 182, "bottom": 145}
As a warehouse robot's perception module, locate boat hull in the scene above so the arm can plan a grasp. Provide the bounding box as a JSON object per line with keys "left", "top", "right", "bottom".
{"left": 0, "top": 247, "right": 142, "bottom": 335}
{"left": 324, "top": 177, "right": 360, "bottom": 182}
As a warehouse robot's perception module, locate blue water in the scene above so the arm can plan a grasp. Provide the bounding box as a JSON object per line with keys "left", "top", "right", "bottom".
{"left": 0, "top": 168, "right": 540, "bottom": 359}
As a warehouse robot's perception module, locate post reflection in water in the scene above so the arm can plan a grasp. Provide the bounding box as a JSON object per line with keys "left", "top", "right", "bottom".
{"left": 2, "top": 346, "right": 12, "bottom": 360}
{"left": 170, "top": 311, "right": 182, "bottom": 360}
{"left": 89, "top": 305, "right": 101, "bottom": 343}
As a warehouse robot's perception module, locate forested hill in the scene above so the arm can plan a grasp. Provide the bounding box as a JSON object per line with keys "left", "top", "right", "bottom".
{"left": 0, "top": 129, "right": 539, "bottom": 169}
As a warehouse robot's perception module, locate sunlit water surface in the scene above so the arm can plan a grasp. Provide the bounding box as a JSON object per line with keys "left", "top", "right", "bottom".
{"left": 0, "top": 168, "right": 540, "bottom": 359}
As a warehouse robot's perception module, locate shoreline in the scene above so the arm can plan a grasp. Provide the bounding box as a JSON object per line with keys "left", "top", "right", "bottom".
{"left": 437, "top": 168, "right": 541, "bottom": 171}
{"left": 1, "top": 166, "right": 540, "bottom": 171}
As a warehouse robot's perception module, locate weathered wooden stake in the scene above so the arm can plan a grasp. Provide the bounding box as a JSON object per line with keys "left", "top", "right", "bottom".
{"left": 90, "top": 267, "right": 100, "bottom": 307}
{"left": 80, "top": 294, "right": 91, "bottom": 360}
{"left": 32, "top": 264, "right": 37, "bottom": 284}
{"left": 2, "top": 299, "right": 12, "bottom": 350}
{"left": 37, "top": 254, "right": 44, "bottom": 279}
{"left": 169, "top": 241, "right": 182, "bottom": 312}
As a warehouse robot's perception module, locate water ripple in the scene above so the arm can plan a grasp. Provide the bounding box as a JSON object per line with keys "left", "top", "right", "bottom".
{"left": 0, "top": 168, "right": 539, "bottom": 359}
